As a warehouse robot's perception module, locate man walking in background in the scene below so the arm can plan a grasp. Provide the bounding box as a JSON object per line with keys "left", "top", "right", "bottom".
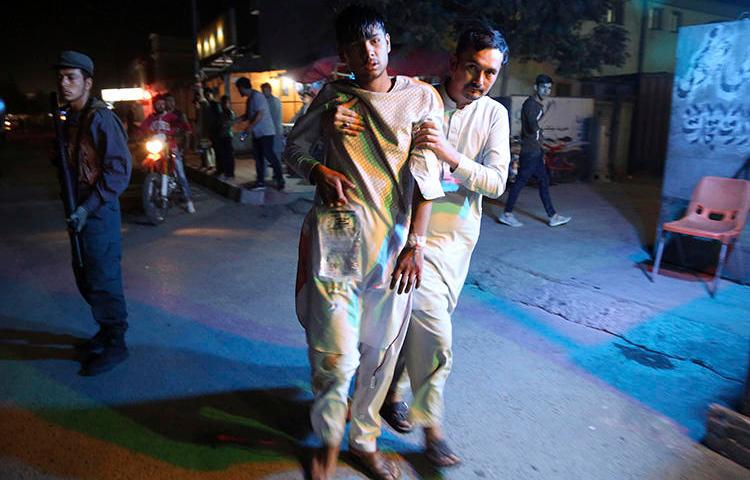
{"left": 498, "top": 74, "right": 571, "bottom": 227}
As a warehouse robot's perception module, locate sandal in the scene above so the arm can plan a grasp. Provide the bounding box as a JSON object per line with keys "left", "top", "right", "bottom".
{"left": 349, "top": 447, "right": 402, "bottom": 480}
{"left": 379, "top": 401, "right": 413, "bottom": 434}
{"left": 425, "top": 438, "right": 461, "bottom": 467}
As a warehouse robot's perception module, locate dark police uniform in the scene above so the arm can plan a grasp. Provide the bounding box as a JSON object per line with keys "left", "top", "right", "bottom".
{"left": 55, "top": 51, "right": 132, "bottom": 375}
{"left": 64, "top": 98, "right": 131, "bottom": 333}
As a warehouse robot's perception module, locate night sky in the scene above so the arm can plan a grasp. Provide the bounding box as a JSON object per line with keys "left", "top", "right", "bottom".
{"left": 3, "top": 0, "right": 749, "bottom": 95}
{"left": 1, "top": 0, "right": 238, "bottom": 93}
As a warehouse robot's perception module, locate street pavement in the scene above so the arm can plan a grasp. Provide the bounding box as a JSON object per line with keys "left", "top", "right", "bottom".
{"left": 1, "top": 137, "right": 749, "bottom": 479}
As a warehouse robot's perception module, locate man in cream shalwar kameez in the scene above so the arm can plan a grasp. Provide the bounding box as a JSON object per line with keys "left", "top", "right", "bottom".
{"left": 283, "top": 6, "right": 444, "bottom": 479}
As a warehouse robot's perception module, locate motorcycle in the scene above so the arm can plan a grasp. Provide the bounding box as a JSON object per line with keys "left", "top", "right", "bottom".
{"left": 141, "top": 134, "right": 182, "bottom": 225}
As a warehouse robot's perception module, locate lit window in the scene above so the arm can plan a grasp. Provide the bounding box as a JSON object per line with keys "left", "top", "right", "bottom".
{"left": 217, "top": 26, "right": 224, "bottom": 47}
{"left": 669, "top": 11, "right": 683, "bottom": 32}
{"left": 606, "top": 2, "right": 624, "bottom": 25}
{"left": 648, "top": 8, "right": 663, "bottom": 30}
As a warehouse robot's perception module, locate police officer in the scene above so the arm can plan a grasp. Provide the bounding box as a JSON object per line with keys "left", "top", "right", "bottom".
{"left": 54, "top": 51, "right": 132, "bottom": 376}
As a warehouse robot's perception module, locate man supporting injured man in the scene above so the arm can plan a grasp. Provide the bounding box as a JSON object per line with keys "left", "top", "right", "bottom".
{"left": 332, "top": 23, "right": 511, "bottom": 467}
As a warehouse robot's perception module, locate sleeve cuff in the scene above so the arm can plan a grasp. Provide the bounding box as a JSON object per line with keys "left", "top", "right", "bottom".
{"left": 449, "top": 154, "right": 474, "bottom": 182}
{"left": 81, "top": 193, "right": 103, "bottom": 214}
{"left": 410, "top": 149, "right": 444, "bottom": 200}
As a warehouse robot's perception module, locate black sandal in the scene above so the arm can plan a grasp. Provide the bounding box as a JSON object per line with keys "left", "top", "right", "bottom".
{"left": 425, "top": 438, "right": 461, "bottom": 467}
{"left": 379, "top": 401, "right": 413, "bottom": 434}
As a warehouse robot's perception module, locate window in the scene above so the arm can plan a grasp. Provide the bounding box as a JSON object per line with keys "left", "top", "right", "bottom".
{"left": 648, "top": 8, "right": 663, "bottom": 30}
{"left": 606, "top": 1, "right": 625, "bottom": 25}
{"left": 669, "top": 11, "right": 683, "bottom": 32}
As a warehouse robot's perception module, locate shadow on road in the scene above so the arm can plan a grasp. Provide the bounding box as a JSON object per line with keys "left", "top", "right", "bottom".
{"left": 0, "top": 325, "right": 83, "bottom": 361}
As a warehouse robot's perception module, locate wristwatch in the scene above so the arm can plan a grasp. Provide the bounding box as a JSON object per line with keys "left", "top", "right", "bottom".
{"left": 407, "top": 233, "right": 427, "bottom": 249}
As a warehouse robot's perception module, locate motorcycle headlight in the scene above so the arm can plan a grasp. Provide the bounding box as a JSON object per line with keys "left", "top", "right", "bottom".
{"left": 146, "top": 138, "right": 164, "bottom": 154}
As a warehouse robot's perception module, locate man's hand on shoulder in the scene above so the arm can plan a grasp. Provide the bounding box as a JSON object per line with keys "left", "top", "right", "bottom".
{"left": 323, "top": 98, "right": 364, "bottom": 137}
{"left": 413, "top": 120, "right": 460, "bottom": 170}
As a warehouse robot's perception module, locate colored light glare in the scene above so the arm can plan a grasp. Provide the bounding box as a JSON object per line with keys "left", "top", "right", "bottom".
{"left": 146, "top": 139, "right": 164, "bottom": 154}
{"left": 101, "top": 88, "right": 150, "bottom": 103}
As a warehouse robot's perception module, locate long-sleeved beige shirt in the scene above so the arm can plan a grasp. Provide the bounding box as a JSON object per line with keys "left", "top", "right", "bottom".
{"left": 417, "top": 84, "right": 511, "bottom": 313}
{"left": 285, "top": 76, "right": 444, "bottom": 281}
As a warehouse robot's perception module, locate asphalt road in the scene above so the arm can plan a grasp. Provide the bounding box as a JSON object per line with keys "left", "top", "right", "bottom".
{"left": 1, "top": 137, "right": 748, "bottom": 479}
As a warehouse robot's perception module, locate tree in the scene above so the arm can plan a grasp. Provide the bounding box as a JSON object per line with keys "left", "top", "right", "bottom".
{"left": 475, "top": 0, "right": 629, "bottom": 76}
{"left": 344, "top": 0, "right": 629, "bottom": 78}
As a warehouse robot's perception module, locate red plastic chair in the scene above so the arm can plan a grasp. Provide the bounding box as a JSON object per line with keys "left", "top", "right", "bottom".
{"left": 652, "top": 176, "right": 750, "bottom": 295}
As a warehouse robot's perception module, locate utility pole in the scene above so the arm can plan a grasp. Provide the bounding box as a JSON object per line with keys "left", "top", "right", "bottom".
{"left": 191, "top": 0, "right": 200, "bottom": 78}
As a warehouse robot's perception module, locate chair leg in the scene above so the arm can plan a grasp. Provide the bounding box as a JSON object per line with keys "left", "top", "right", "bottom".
{"left": 734, "top": 240, "right": 748, "bottom": 286}
{"left": 652, "top": 232, "right": 667, "bottom": 282}
{"left": 676, "top": 234, "right": 688, "bottom": 269}
{"left": 711, "top": 243, "right": 729, "bottom": 296}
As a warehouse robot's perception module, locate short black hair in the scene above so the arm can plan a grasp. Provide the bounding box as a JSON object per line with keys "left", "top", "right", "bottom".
{"left": 335, "top": 4, "right": 387, "bottom": 46}
{"left": 456, "top": 23, "right": 509, "bottom": 65}
{"left": 235, "top": 77, "right": 251, "bottom": 89}
{"left": 260, "top": 82, "right": 271, "bottom": 90}
{"left": 82, "top": 70, "right": 93, "bottom": 80}
{"left": 220, "top": 95, "right": 230, "bottom": 103}
{"left": 535, "top": 74, "right": 553, "bottom": 85}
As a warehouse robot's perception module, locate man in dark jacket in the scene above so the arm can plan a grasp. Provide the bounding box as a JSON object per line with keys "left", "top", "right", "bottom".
{"left": 498, "top": 74, "right": 571, "bottom": 227}
{"left": 54, "top": 51, "right": 132, "bottom": 376}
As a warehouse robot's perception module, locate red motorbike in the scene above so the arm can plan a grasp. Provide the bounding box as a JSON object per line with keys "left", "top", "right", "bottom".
{"left": 141, "top": 134, "right": 181, "bottom": 224}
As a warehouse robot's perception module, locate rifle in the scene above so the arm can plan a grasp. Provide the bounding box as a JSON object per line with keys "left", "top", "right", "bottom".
{"left": 50, "top": 92, "right": 83, "bottom": 269}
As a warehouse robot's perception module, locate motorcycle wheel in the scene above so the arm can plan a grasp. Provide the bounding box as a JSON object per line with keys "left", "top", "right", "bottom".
{"left": 142, "top": 172, "right": 168, "bottom": 225}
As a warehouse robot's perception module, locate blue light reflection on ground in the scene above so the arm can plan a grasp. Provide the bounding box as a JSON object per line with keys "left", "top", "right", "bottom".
{"left": 0, "top": 277, "right": 418, "bottom": 454}
{"left": 466, "top": 286, "right": 748, "bottom": 440}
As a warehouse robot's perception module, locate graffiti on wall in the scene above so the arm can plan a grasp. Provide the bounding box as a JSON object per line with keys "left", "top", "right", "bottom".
{"left": 676, "top": 24, "right": 750, "bottom": 101}
{"left": 675, "top": 23, "right": 750, "bottom": 150}
{"left": 682, "top": 103, "right": 750, "bottom": 149}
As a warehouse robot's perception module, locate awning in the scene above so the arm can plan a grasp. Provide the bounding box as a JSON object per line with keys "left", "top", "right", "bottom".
{"left": 286, "top": 56, "right": 343, "bottom": 83}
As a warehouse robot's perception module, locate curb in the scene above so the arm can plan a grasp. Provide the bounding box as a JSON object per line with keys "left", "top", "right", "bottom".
{"left": 184, "top": 155, "right": 315, "bottom": 206}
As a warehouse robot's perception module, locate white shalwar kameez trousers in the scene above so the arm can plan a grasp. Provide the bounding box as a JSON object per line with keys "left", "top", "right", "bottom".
{"left": 402, "top": 85, "right": 510, "bottom": 427}
{"left": 284, "top": 76, "right": 444, "bottom": 452}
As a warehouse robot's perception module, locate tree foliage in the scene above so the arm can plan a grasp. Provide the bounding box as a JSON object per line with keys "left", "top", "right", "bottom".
{"left": 343, "top": 0, "right": 629, "bottom": 77}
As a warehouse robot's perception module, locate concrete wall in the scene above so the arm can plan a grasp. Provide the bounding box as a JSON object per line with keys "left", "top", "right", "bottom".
{"left": 659, "top": 20, "right": 750, "bottom": 281}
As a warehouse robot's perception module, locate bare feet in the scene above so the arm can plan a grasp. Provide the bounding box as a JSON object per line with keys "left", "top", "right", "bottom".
{"left": 310, "top": 444, "right": 340, "bottom": 480}
{"left": 349, "top": 447, "right": 401, "bottom": 480}
{"left": 424, "top": 426, "right": 461, "bottom": 467}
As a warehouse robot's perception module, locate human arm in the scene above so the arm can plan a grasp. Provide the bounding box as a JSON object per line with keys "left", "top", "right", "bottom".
{"left": 283, "top": 85, "right": 355, "bottom": 206}
{"left": 138, "top": 114, "right": 155, "bottom": 138}
{"left": 522, "top": 99, "right": 544, "bottom": 145}
{"left": 390, "top": 188, "right": 432, "bottom": 294}
{"left": 236, "top": 92, "right": 264, "bottom": 130}
{"left": 80, "top": 110, "right": 133, "bottom": 214}
{"left": 415, "top": 106, "right": 510, "bottom": 198}
{"left": 408, "top": 86, "right": 446, "bottom": 201}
